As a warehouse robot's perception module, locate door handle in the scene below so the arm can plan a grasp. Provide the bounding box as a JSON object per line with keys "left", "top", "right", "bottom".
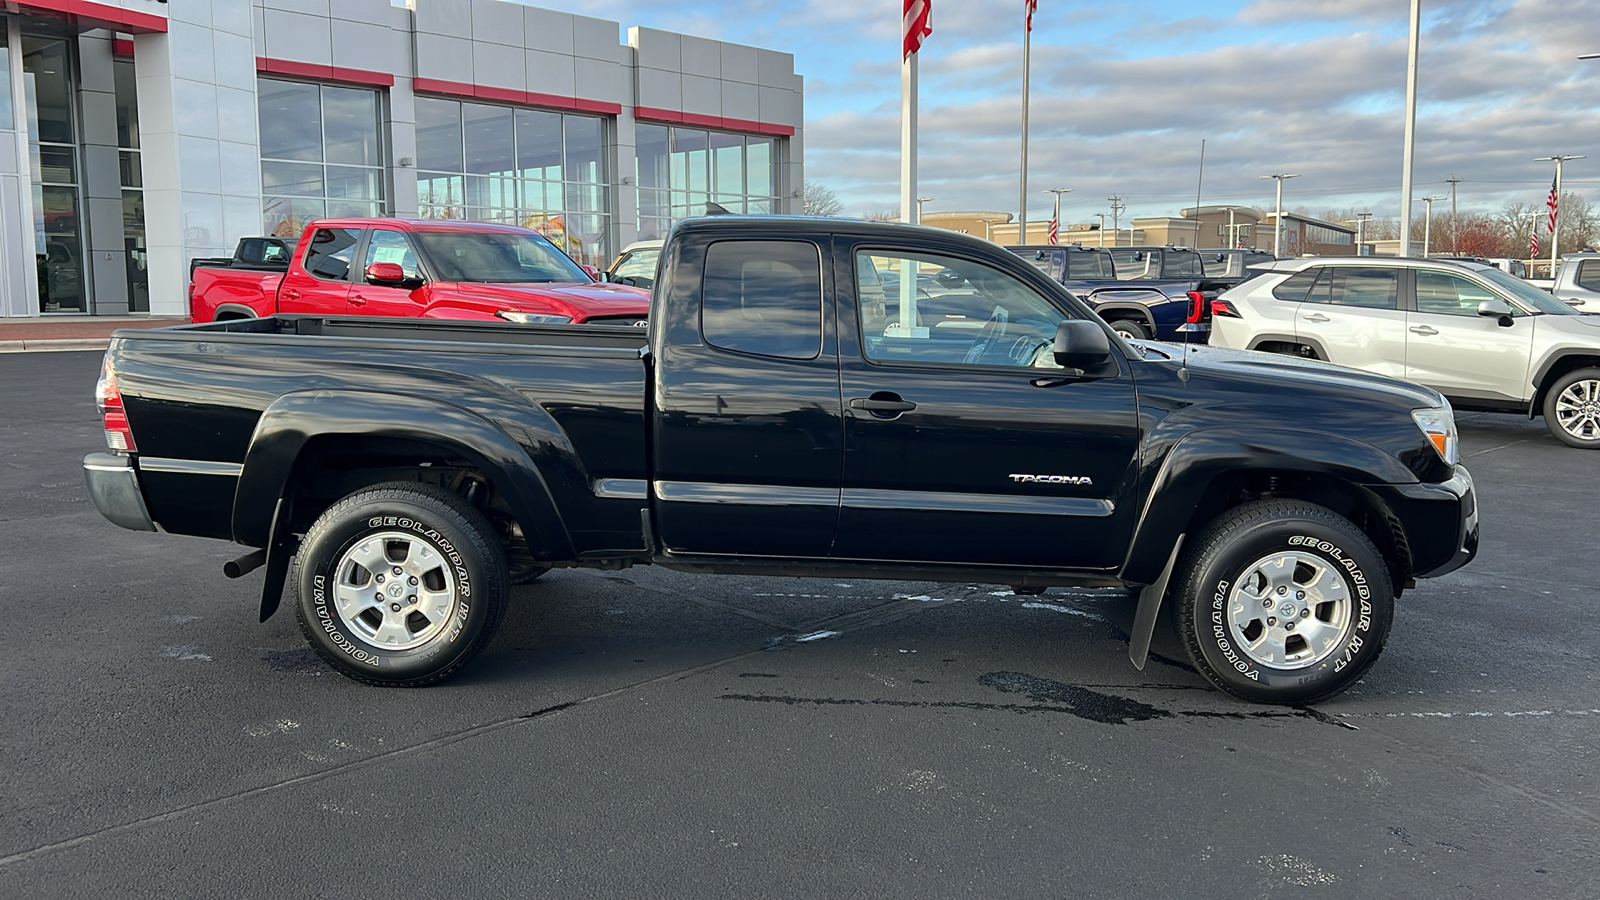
{"left": 1409, "top": 325, "right": 1438, "bottom": 336}
{"left": 283, "top": 289, "right": 301, "bottom": 300}
{"left": 1302, "top": 312, "right": 1330, "bottom": 323}
{"left": 349, "top": 295, "right": 368, "bottom": 306}
{"left": 849, "top": 394, "right": 917, "bottom": 418}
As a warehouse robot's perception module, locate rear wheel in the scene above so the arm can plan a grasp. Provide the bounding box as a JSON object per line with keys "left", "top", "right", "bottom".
{"left": 1173, "top": 500, "right": 1394, "bottom": 704}
{"left": 292, "top": 481, "right": 509, "bottom": 686}
{"left": 1110, "top": 319, "right": 1150, "bottom": 341}
{"left": 1543, "top": 367, "right": 1600, "bottom": 449}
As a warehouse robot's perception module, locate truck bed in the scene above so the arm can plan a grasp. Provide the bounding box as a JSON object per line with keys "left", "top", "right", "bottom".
{"left": 108, "top": 315, "right": 650, "bottom": 552}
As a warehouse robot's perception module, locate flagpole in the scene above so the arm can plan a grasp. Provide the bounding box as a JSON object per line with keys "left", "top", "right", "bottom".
{"left": 1538, "top": 154, "right": 1585, "bottom": 278}
{"left": 1018, "top": 15, "right": 1031, "bottom": 243}
{"left": 902, "top": 51, "right": 918, "bottom": 225}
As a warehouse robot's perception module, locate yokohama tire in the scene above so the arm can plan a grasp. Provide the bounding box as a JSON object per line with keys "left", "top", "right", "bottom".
{"left": 1542, "top": 367, "right": 1600, "bottom": 449}
{"left": 1173, "top": 500, "right": 1395, "bottom": 704}
{"left": 292, "top": 481, "right": 509, "bottom": 686}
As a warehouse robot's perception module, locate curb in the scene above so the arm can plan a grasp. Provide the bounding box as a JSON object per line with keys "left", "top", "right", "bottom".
{"left": 0, "top": 339, "right": 112, "bottom": 353}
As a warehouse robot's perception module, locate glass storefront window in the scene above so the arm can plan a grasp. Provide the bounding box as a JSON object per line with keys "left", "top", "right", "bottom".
{"left": 24, "top": 36, "right": 84, "bottom": 313}
{"left": 258, "top": 78, "right": 384, "bottom": 236}
{"left": 115, "top": 59, "right": 147, "bottom": 312}
{"left": 0, "top": 20, "right": 12, "bottom": 132}
{"left": 414, "top": 97, "right": 611, "bottom": 268}
{"left": 634, "top": 124, "right": 781, "bottom": 240}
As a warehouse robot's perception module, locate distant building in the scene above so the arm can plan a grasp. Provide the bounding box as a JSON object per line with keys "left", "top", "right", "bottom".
{"left": 1256, "top": 212, "right": 1357, "bottom": 257}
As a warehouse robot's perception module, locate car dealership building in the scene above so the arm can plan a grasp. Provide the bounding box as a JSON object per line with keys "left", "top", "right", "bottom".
{"left": 0, "top": 0, "right": 805, "bottom": 320}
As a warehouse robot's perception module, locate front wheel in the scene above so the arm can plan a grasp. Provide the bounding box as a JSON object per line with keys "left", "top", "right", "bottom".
{"left": 1543, "top": 367, "right": 1600, "bottom": 449}
{"left": 1173, "top": 500, "right": 1394, "bottom": 704}
{"left": 292, "top": 481, "right": 509, "bottom": 686}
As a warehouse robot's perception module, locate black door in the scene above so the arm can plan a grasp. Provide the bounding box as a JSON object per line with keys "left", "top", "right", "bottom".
{"left": 651, "top": 238, "right": 842, "bottom": 557}
{"left": 833, "top": 244, "right": 1140, "bottom": 570}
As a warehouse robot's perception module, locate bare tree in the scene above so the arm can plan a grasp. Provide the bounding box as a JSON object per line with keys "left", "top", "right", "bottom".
{"left": 802, "top": 180, "right": 844, "bottom": 217}
{"left": 862, "top": 209, "right": 900, "bottom": 222}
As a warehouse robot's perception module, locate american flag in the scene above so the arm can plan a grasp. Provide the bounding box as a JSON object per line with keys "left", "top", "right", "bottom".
{"left": 1047, "top": 217, "right": 1059, "bottom": 245}
{"left": 1547, "top": 176, "right": 1559, "bottom": 233}
{"left": 1026, "top": 0, "right": 1038, "bottom": 32}
{"left": 1531, "top": 225, "right": 1540, "bottom": 259}
{"left": 903, "top": 0, "right": 932, "bottom": 60}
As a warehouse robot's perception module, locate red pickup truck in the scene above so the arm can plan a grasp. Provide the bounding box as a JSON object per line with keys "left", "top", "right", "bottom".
{"left": 189, "top": 218, "right": 651, "bottom": 326}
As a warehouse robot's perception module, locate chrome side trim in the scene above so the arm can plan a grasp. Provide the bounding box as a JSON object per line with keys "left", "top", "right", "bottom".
{"left": 137, "top": 457, "right": 244, "bottom": 476}
{"left": 594, "top": 478, "right": 648, "bottom": 499}
{"left": 653, "top": 481, "right": 840, "bottom": 506}
{"left": 843, "top": 488, "right": 1113, "bottom": 517}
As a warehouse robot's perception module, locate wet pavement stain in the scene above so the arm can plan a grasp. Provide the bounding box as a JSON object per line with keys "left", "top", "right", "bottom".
{"left": 977, "top": 671, "right": 1171, "bottom": 724}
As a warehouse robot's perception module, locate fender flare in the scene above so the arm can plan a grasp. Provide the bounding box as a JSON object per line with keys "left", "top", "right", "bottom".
{"left": 212, "top": 303, "right": 260, "bottom": 320}
{"left": 231, "top": 390, "right": 575, "bottom": 560}
{"left": 1086, "top": 303, "right": 1158, "bottom": 330}
{"left": 1246, "top": 332, "right": 1328, "bottom": 360}
{"left": 1118, "top": 428, "right": 1416, "bottom": 585}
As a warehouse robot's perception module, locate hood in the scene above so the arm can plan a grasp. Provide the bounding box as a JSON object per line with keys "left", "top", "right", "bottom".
{"left": 442, "top": 281, "right": 651, "bottom": 318}
{"left": 1533, "top": 311, "right": 1600, "bottom": 334}
{"left": 1137, "top": 340, "right": 1443, "bottom": 408}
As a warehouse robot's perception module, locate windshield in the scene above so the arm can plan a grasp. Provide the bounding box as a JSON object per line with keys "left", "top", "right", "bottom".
{"left": 1478, "top": 267, "right": 1581, "bottom": 315}
{"left": 412, "top": 230, "right": 588, "bottom": 283}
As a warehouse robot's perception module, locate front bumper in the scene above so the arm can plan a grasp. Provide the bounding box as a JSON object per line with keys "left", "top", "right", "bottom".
{"left": 83, "top": 453, "right": 156, "bottom": 532}
{"left": 1393, "top": 465, "right": 1478, "bottom": 579}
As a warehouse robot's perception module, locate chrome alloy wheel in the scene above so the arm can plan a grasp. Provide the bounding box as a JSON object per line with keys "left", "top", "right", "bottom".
{"left": 1226, "top": 551, "right": 1353, "bottom": 670}
{"left": 1554, "top": 378, "right": 1600, "bottom": 441}
{"left": 332, "top": 531, "right": 459, "bottom": 651}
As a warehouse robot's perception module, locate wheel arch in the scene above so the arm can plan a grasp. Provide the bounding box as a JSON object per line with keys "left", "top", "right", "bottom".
{"left": 1529, "top": 352, "right": 1600, "bottom": 419}
{"left": 1087, "top": 302, "right": 1157, "bottom": 331}
{"left": 213, "top": 304, "right": 259, "bottom": 321}
{"left": 232, "top": 390, "right": 575, "bottom": 562}
{"left": 1120, "top": 430, "right": 1418, "bottom": 589}
{"left": 1246, "top": 332, "right": 1327, "bottom": 360}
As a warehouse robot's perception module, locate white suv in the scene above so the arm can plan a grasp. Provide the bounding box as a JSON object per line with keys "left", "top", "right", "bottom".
{"left": 1210, "top": 257, "right": 1600, "bottom": 448}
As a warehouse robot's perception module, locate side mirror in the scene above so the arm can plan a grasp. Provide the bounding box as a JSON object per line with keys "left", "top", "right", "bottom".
{"left": 365, "top": 262, "right": 406, "bottom": 286}
{"left": 1477, "top": 298, "right": 1514, "bottom": 327}
{"left": 1054, "top": 319, "right": 1113, "bottom": 369}
{"left": 580, "top": 264, "right": 601, "bottom": 282}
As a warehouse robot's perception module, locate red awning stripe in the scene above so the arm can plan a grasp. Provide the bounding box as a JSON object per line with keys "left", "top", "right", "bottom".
{"left": 256, "top": 58, "right": 395, "bottom": 88}
{"left": 632, "top": 106, "right": 795, "bottom": 138}
{"left": 15, "top": 0, "right": 167, "bottom": 34}
{"left": 411, "top": 77, "right": 624, "bottom": 116}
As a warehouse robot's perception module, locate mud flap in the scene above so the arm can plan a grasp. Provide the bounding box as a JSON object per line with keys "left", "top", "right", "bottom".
{"left": 258, "top": 496, "right": 296, "bottom": 623}
{"left": 1128, "top": 536, "right": 1184, "bottom": 671}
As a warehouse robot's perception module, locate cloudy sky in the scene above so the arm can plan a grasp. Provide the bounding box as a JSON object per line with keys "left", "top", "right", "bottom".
{"left": 569, "top": 0, "right": 1599, "bottom": 225}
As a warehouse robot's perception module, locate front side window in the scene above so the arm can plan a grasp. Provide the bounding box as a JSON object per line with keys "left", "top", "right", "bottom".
{"left": 364, "top": 230, "right": 423, "bottom": 281}
{"left": 1414, "top": 270, "right": 1497, "bottom": 317}
{"left": 411, "top": 230, "right": 588, "bottom": 283}
{"left": 702, "top": 240, "right": 822, "bottom": 360}
{"left": 1305, "top": 267, "right": 1398, "bottom": 309}
{"left": 1163, "top": 251, "right": 1202, "bottom": 278}
{"left": 258, "top": 79, "right": 384, "bottom": 237}
{"left": 856, "top": 250, "right": 1066, "bottom": 369}
{"left": 303, "top": 227, "right": 359, "bottom": 281}
{"left": 1108, "top": 249, "right": 1156, "bottom": 280}
{"left": 1065, "top": 251, "right": 1114, "bottom": 279}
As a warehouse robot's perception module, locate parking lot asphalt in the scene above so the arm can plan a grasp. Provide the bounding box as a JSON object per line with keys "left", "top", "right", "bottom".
{"left": 2, "top": 350, "right": 1597, "bottom": 898}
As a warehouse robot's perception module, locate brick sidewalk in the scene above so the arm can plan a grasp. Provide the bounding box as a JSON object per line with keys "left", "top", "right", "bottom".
{"left": 0, "top": 316, "right": 189, "bottom": 352}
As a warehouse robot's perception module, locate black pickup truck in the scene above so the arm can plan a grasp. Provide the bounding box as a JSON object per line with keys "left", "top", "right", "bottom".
{"left": 83, "top": 216, "right": 1478, "bottom": 704}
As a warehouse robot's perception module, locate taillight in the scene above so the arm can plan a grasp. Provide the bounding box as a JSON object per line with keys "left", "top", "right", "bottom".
{"left": 1210, "top": 299, "right": 1241, "bottom": 319}
{"left": 95, "top": 359, "right": 137, "bottom": 452}
{"left": 1186, "top": 290, "right": 1207, "bottom": 324}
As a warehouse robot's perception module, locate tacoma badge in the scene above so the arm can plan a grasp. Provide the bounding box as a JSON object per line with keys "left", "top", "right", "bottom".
{"left": 1010, "top": 474, "right": 1094, "bottom": 486}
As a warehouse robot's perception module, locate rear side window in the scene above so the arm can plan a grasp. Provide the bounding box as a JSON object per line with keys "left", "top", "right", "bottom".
{"left": 304, "top": 227, "right": 359, "bottom": 281}
{"left": 1305, "top": 267, "right": 1399, "bottom": 309}
{"left": 702, "top": 240, "right": 823, "bottom": 360}
{"left": 1271, "top": 267, "right": 1321, "bottom": 301}
{"left": 1163, "top": 251, "right": 1202, "bottom": 278}
{"left": 1065, "top": 251, "right": 1113, "bottom": 279}
{"left": 1201, "top": 253, "right": 1232, "bottom": 278}
{"left": 1577, "top": 260, "right": 1600, "bottom": 292}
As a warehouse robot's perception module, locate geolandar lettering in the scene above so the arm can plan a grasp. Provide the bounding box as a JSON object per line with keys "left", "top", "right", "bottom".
{"left": 1284, "top": 534, "right": 1375, "bottom": 672}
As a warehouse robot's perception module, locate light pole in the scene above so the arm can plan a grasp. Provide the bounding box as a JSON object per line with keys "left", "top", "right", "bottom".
{"left": 916, "top": 197, "right": 933, "bottom": 221}
{"left": 1420, "top": 196, "right": 1444, "bottom": 257}
{"left": 1044, "top": 188, "right": 1072, "bottom": 244}
{"left": 1536, "top": 155, "right": 1585, "bottom": 277}
{"left": 1445, "top": 174, "right": 1462, "bottom": 254}
{"left": 1093, "top": 213, "right": 1107, "bottom": 247}
{"left": 1581, "top": 53, "right": 1600, "bottom": 59}
{"left": 1340, "top": 213, "right": 1373, "bottom": 255}
{"left": 1398, "top": 0, "right": 1421, "bottom": 257}
{"left": 1261, "top": 173, "right": 1299, "bottom": 257}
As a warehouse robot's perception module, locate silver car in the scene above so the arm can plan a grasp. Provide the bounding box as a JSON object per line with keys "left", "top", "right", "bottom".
{"left": 1210, "top": 257, "right": 1600, "bottom": 448}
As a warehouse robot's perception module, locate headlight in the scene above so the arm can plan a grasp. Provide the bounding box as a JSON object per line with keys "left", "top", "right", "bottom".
{"left": 1412, "top": 404, "right": 1459, "bottom": 465}
{"left": 496, "top": 311, "right": 573, "bottom": 325}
